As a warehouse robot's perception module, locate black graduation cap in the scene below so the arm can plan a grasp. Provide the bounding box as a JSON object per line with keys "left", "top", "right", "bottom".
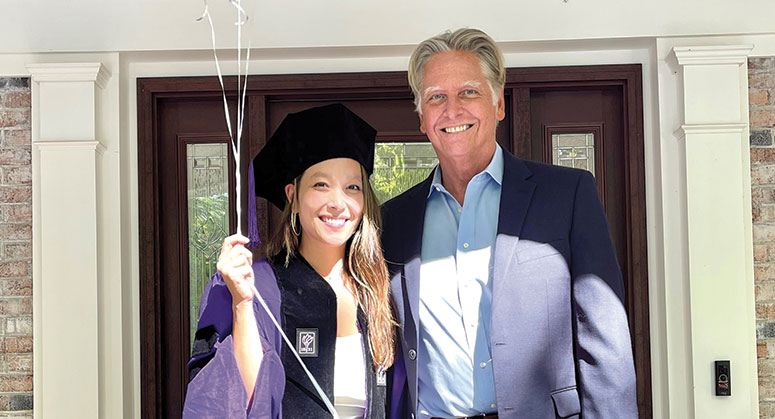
{"left": 252, "top": 103, "right": 377, "bottom": 210}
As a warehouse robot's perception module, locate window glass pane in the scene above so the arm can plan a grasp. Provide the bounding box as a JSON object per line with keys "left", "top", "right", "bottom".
{"left": 187, "top": 143, "right": 230, "bottom": 351}
{"left": 552, "top": 133, "right": 595, "bottom": 177}
{"left": 371, "top": 142, "right": 438, "bottom": 204}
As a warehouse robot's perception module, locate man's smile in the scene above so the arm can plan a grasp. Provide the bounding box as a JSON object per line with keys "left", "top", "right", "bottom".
{"left": 441, "top": 124, "right": 473, "bottom": 133}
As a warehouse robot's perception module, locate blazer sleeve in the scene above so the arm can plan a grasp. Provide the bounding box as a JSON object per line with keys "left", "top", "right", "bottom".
{"left": 182, "top": 263, "right": 285, "bottom": 419}
{"left": 569, "top": 171, "right": 638, "bottom": 418}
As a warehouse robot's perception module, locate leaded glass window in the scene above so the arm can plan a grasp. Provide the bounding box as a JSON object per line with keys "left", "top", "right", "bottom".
{"left": 552, "top": 133, "right": 595, "bottom": 176}
{"left": 187, "top": 143, "right": 230, "bottom": 350}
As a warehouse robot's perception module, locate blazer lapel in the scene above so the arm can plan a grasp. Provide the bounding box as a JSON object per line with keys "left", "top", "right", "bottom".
{"left": 492, "top": 152, "right": 535, "bottom": 311}
{"left": 400, "top": 174, "right": 433, "bottom": 338}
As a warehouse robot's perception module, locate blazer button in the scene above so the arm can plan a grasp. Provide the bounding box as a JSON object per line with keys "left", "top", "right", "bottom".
{"left": 408, "top": 349, "right": 417, "bottom": 360}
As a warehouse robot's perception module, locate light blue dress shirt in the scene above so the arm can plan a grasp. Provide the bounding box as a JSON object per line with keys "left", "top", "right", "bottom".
{"left": 417, "top": 145, "right": 503, "bottom": 418}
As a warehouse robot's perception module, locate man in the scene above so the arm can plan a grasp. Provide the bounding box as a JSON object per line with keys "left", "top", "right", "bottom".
{"left": 382, "top": 28, "right": 637, "bottom": 419}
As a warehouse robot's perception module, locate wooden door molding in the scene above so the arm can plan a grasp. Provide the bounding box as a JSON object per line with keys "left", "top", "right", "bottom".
{"left": 137, "top": 64, "right": 650, "bottom": 418}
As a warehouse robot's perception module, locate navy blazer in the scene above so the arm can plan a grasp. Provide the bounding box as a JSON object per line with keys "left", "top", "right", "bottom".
{"left": 382, "top": 149, "right": 637, "bottom": 419}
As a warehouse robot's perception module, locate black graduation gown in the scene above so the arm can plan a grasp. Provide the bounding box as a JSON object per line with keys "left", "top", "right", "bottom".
{"left": 274, "top": 254, "right": 387, "bottom": 418}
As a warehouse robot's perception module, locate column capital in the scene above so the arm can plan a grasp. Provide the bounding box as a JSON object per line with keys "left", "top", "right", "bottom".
{"left": 26, "top": 62, "right": 111, "bottom": 89}
{"left": 673, "top": 45, "right": 754, "bottom": 66}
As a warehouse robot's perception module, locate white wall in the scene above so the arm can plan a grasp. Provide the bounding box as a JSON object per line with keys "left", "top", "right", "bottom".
{"left": 0, "top": 0, "right": 773, "bottom": 53}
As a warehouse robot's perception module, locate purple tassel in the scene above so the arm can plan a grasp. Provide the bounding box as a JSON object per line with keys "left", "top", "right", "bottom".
{"left": 247, "top": 159, "right": 260, "bottom": 248}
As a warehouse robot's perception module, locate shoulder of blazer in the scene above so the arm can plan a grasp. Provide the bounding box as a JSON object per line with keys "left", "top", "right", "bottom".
{"left": 380, "top": 171, "right": 434, "bottom": 259}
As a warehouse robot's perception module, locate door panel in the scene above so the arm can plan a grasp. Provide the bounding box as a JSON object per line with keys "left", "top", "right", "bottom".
{"left": 529, "top": 86, "right": 627, "bottom": 297}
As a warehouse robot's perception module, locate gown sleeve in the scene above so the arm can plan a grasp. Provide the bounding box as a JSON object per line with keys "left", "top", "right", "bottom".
{"left": 182, "top": 259, "right": 285, "bottom": 419}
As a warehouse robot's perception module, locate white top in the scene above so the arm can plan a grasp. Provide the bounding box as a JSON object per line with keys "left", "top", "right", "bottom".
{"left": 333, "top": 332, "right": 367, "bottom": 418}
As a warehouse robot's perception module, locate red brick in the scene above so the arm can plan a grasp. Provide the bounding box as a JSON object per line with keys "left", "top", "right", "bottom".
{"left": 0, "top": 262, "right": 28, "bottom": 278}
{"left": 751, "top": 187, "right": 775, "bottom": 204}
{"left": 6, "top": 354, "right": 32, "bottom": 373}
{"left": 0, "top": 186, "right": 31, "bottom": 203}
{"left": 761, "top": 358, "right": 775, "bottom": 375}
{"left": 756, "top": 264, "right": 775, "bottom": 280}
{"left": 0, "top": 375, "right": 32, "bottom": 392}
{"left": 3, "top": 92, "right": 30, "bottom": 108}
{"left": 0, "top": 394, "right": 9, "bottom": 410}
{"left": 752, "top": 110, "right": 775, "bottom": 128}
{"left": 750, "top": 58, "right": 775, "bottom": 73}
{"left": 4, "top": 166, "right": 31, "bottom": 185}
{"left": 4, "top": 243, "right": 31, "bottom": 259}
{"left": 756, "top": 282, "right": 775, "bottom": 301}
{"left": 0, "top": 205, "right": 32, "bottom": 223}
{"left": 752, "top": 165, "right": 775, "bottom": 184}
{"left": 755, "top": 244, "right": 775, "bottom": 263}
{"left": 760, "top": 342, "right": 769, "bottom": 358}
{"left": 0, "top": 111, "right": 29, "bottom": 129}
{"left": 755, "top": 225, "right": 775, "bottom": 243}
{"left": 0, "top": 148, "right": 30, "bottom": 165}
{"left": 754, "top": 206, "right": 775, "bottom": 223}
{"left": 0, "top": 225, "right": 31, "bottom": 240}
{"left": 752, "top": 90, "right": 772, "bottom": 106}
{"left": 753, "top": 149, "right": 775, "bottom": 165}
{"left": 761, "top": 378, "right": 775, "bottom": 399}
{"left": 0, "top": 299, "right": 31, "bottom": 316}
{"left": 761, "top": 401, "right": 775, "bottom": 418}
{"left": 759, "top": 304, "right": 775, "bottom": 320}
{"left": 5, "top": 316, "right": 32, "bottom": 334}
{"left": 751, "top": 73, "right": 775, "bottom": 89}
{"left": 0, "top": 280, "right": 31, "bottom": 296}
{"left": 3, "top": 129, "right": 30, "bottom": 147}
{"left": 3, "top": 336, "right": 33, "bottom": 353}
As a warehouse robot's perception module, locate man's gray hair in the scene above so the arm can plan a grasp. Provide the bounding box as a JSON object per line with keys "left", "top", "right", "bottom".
{"left": 407, "top": 28, "right": 506, "bottom": 114}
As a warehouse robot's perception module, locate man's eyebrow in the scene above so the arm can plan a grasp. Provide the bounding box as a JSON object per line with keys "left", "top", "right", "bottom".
{"left": 423, "top": 86, "right": 441, "bottom": 97}
{"left": 463, "top": 80, "right": 482, "bottom": 88}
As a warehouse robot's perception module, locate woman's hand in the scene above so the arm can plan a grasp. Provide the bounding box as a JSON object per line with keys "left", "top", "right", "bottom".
{"left": 217, "top": 234, "right": 262, "bottom": 398}
{"left": 216, "top": 234, "right": 254, "bottom": 308}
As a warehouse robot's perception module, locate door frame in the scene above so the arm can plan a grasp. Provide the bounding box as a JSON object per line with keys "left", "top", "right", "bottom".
{"left": 137, "top": 64, "right": 649, "bottom": 418}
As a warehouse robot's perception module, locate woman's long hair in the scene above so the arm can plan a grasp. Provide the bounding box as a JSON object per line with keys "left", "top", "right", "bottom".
{"left": 266, "top": 167, "right": 396, "bottom": 370}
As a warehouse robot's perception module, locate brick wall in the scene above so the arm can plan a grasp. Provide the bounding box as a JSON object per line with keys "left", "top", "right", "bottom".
{"left": 751, "top": 57, "right": 775, "bottom": 418}
{"left": 0, "top": 78, "right": 32, "bottom": 418}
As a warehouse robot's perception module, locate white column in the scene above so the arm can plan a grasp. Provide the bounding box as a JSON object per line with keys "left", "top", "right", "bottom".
{"left": 673, "top": 45, "right": 758, "bottom": 418}
{"left": 27, "top": 63, "right": 111, "bottom": 419}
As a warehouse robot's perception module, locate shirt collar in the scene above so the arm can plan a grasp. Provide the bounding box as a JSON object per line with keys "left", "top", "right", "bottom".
{"left": 428, "top": 143, "right": 504, "bottom": 198}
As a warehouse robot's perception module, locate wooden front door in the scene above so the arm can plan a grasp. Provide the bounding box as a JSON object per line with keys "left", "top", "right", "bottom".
{"left": 137, "top": 65, "right": 649, "bottom": 418}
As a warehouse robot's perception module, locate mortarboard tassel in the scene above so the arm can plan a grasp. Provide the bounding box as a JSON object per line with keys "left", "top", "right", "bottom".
{"left": 247, "top": 159, "right": 260, "bottom": 248}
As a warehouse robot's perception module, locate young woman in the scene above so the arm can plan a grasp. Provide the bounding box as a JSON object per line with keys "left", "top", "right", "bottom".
{"left": 183, "top": 104, "right": 395, "bottom": 418}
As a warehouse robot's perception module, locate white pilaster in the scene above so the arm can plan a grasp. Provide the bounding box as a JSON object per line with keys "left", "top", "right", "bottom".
{"left": 672, "top": 45, "right": 758, "bottom": 418}
{"left": 27, "top": 63, "right": 112, "bottom": 419}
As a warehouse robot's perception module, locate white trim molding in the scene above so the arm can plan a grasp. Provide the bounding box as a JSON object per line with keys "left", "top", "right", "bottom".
{"left": 676, "top": 123, "right": 749, "bottom": 138}
{"left": 26, "top": 62, "right": 111, "bottom": 89}
{"left": 674, "top": 45, "right": 754, "bottom": 66}
{"left": 667, "top": 43, "right": 758, "bottom": 418}
{"left": 35, "top": 140, "right": 107, "bottom": 154}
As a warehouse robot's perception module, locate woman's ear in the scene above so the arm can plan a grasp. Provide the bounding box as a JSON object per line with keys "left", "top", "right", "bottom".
{"left": 284, "top": 183, "right": 295, "bottom": 210}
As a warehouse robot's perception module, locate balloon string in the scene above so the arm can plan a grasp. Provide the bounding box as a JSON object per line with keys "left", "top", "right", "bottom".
{"left": 197, "top": 3, "right": 339, "bottom": 417}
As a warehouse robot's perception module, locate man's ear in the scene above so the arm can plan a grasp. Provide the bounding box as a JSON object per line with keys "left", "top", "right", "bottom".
{"left": 284, "top": 183, "right": 295, "bottom": 210}
{"left": 496, "top": 88, "right": 506, "bottom": 121}
{"left": 419, "top": 111, "right": 427, "bottom": 134}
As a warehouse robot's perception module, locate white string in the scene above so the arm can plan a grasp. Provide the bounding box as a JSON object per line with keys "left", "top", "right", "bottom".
{"left": 197, "top": 3, "right": 339, "bottom": 417}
